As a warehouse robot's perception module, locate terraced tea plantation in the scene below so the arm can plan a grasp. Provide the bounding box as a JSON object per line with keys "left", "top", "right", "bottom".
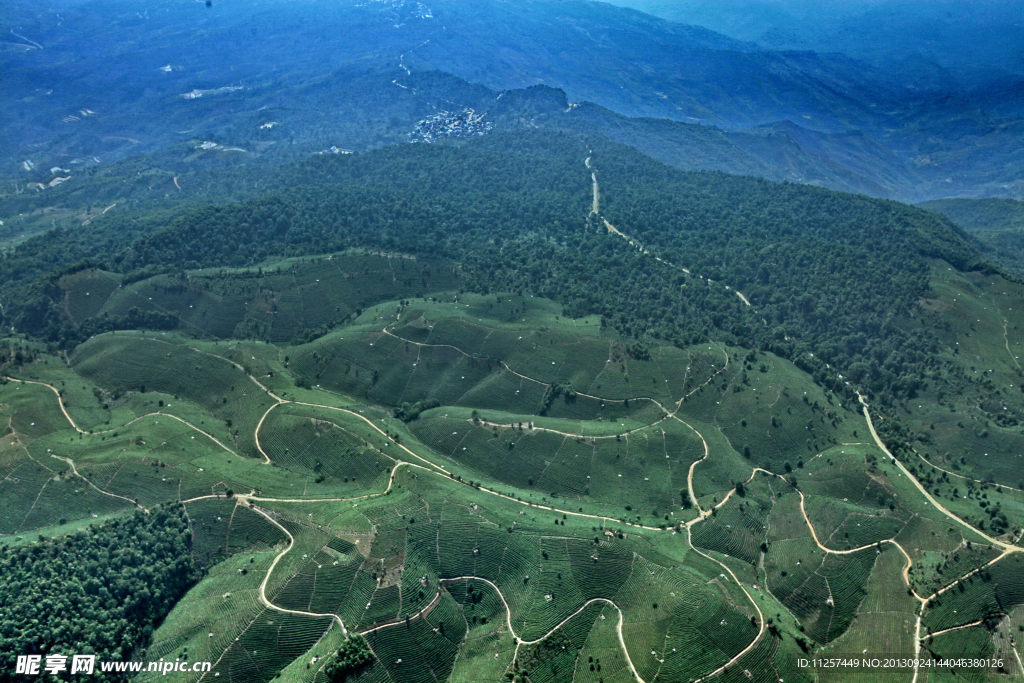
{"left": 2, "top": 254, "right": 1023, "bottom": 683}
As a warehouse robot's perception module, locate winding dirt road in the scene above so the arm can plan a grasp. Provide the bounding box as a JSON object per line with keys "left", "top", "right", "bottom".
{"left": 9, "top": 336, "right": 1023, "bottom": 682}
{"left": 438, "top": 576, "right": 645, "bottom": 683}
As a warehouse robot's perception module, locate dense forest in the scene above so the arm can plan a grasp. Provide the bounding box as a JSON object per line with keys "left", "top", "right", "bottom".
{"left": 1, "top": 3, "right": 1022, "bottom": 680}
{"left": 0, "top": 131, "right": 989, "bottom": 407}
{"left": 0, "top": 129, "right": 1019, "bottom": 683}
{"left": 0, "top": 506, "right": 199, "bottom": 681}
{"left": 921, "top": 198, "right": 1024, "bottom": 274}
{"left": 921, "top": 198, "right": 1024, "bottom": 235}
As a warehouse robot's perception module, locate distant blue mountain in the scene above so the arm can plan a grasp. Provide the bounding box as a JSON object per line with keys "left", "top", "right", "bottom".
{"left": 607, "top": 0, "right": 1024, "bottom": 86}
{"left": 2, "top": 0, "right": 1021, "bottom": 200}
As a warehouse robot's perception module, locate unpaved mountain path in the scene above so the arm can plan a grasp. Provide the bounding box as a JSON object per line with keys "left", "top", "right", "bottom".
{"left": 585, "top": 157, "right": 750, "bottom": 307}
{"left": 10, "top": 300, "right": 1023, "bottom": 681}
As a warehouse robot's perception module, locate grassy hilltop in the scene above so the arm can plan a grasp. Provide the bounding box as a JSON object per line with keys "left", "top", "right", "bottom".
{"left": 1, "top": 131, "right": 1023, "bottom": 681}
{"left": 1, "top": 268, "right": 1023, "bottom": 681}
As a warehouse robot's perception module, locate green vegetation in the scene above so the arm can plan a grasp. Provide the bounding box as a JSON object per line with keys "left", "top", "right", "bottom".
{"left": 323, "top": 635, "right": 374, "bottom": 681}
{"left": 395, "top": 398, "right": 441, "bottom": 423}
{"left": 0, "top": 505, "right": 198, "bottom": 676}
{"left": 0, "top": 131, "right": 983, "bottom": 412}
{"left": 922, "top": 198, "right": 1024, "bottom": 236}
{"left": 922, "top": 198, "right": 1024, "bottom": 275}
{"left": 0, "top": 275, "right": 1019, "bottom": 680}
{"left": 1, "top": 116, "right": 1023, "bottom": 683}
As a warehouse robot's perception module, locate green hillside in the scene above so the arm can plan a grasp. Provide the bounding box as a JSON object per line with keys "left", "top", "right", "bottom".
{"left": 0, "top": 131, "right": 983, "bottom": 407}
{"left": 0, "top": 131, "right": 1022, "bottom": 681}
{"left": 0, "top": 258, "right": 1021, "bottom": 680}
{"left": 922, "top": 198, "right": 1024, "bottom": 273}
{"left": 920, "top": 199, "right": 1024, "bottom": 235}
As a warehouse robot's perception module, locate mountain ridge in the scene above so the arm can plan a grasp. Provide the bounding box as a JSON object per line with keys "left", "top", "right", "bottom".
{"left": 3, "top": 0, "right": 1022, "bottom": 201}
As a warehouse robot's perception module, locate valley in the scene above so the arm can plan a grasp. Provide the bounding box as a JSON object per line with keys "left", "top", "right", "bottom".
{"left": 3, "top": 240, "right": 1024, "bottom": 680}
{"left": 1, "top": 1, "right": 1022, "bottom": 680}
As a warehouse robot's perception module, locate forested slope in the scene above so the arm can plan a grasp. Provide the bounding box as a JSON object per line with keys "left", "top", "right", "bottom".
{"left": 0, "top": 131, "right": 984, "bottom": 409}
{"left": 0, "top": 506, "right": 198, "bottom": 680}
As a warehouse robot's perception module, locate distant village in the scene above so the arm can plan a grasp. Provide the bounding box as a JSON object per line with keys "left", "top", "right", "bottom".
{"left": 408, "top": 108, "right": 493, "bottom": 143}
{"left": 316, "top": 146, "right": 354, "bottom": 155}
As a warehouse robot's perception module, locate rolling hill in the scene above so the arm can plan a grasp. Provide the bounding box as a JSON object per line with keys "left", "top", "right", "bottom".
{"left": 1, "top": 1, "right": 1023, "bottom": 680}
{"left": 0, "top": 125, "right": 1023, "bottom": 680}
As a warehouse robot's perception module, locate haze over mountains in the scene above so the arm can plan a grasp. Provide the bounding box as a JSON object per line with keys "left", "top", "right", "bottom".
{"left": 3, "top": 0, "right": 1022, "bottom": 201}
{"left": 609, "top": 0, "right": 1024, "bottom": 87}
{"left": 5, "top": 2, "right": 1024, "bottom": 682}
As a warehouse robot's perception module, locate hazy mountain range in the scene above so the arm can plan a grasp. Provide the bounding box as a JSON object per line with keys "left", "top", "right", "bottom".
{"left": 3, "top": 0, "right": 1022, "bottom": 202}
{"left": 4, "top": 3, "right": 1024, "bottom": 682}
